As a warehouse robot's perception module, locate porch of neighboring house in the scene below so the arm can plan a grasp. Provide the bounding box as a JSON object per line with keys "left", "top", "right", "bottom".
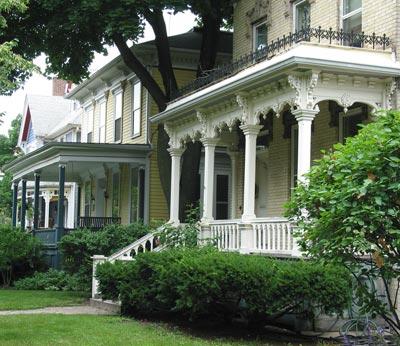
{"left": 152, "top": 28, "right": 399, "bottom": 257}
{"left": 4, "top": 142, "right": 151, "bottom": 267}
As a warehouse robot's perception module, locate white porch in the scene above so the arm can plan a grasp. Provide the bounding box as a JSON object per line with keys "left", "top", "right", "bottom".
{"left": 152, "top": 41, "right": 400, "bottom": 257}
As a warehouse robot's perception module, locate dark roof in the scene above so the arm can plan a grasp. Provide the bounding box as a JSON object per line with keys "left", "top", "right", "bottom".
{"left": 143, "top": 28, "right": 233, "bottom": 55}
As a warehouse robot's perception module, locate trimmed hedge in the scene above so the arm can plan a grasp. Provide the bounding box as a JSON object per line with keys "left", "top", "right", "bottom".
{"left": 96, "top": 248, "right": 352, "bottom": 325}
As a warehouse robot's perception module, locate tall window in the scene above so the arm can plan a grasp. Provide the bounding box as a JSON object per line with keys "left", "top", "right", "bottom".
{"left": 215, "top": 174, "right": 229, "bottom": 220}
{"left": 290, "top": 125, "right": 299, "bottom": 189}
{"left": 114, "top": 92, "right": 122, "bottom": 142}
{"left": 131, "top": 81, "right": 141, "bottom": 137}
{"left": 339, "top": 105, "right": 368, "bottom": 143}
{"left": 130, "top": 167, "right": 145, "bottom": 222}
{"left": 87, "top": 107, "right": 94, "bottom": 143}
{"left": 343, "top": 0, "right": 362, "bottom": 34}
{"left": 294, "top": 0, "right": 310, "bottom": 31}
{"left": 65, "top": 131, "right": 73, "bottom": 142}
{"left": 84, "top": 181, "right": 91, "bottom": 216}
{"left": 99, "top": 101, "right": 106, "bottom": 143}
{"left": 253, "top": 21, "right": 268, "bottom": 51}
{"left": 112, "top": 172, "right": 120, "bottom": 218}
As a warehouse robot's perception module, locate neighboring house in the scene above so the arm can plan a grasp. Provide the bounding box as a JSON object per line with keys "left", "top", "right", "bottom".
{"left": 4, "top": 29, "right": 232, "bottom": 243}
{"left": 150, "top": 0, "right": 400, "bottom": 257}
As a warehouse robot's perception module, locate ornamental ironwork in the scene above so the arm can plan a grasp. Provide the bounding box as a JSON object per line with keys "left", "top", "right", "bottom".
{"left": 171, "top": 27, "right": 390, "bottom": 100}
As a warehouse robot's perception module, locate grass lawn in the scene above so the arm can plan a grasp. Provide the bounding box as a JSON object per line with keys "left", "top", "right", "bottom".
{"left": 0, "top": 290, "right": 88, "bottom": 310}
{"left": 0, "top": 314, "right": 331, "bottom": 346}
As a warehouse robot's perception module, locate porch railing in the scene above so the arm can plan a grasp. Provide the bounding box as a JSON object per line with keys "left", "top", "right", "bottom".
{"left": 172, "top": 27, "right": 390, "bottom": 99}
{"left": 79, "top": 216, "right": 121, "bottom": 230}
{"left": 210, "top": 220, "right": 241, "bottom": 251}
{"left": 252, "top": 218, "right": 293, "bottom": 254}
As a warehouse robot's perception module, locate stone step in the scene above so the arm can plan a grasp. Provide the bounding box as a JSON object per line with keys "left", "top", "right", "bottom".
{"left": 89, "top": 298, "right": 121, "bottom": 314}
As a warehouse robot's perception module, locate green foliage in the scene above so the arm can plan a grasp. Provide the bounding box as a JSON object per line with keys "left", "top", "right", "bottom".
{"left": 13, "top": 269, "right": 86, "bottom": 291}
{"left": 59, "top": 223, "right": 150, "bottom": 288}
{"left": 157, "top": 204, "right": 200, "bottom": 248}
{"left": 286, "top": 110, "right": 400, "bottom": 333}
{"left": 0, "top": 1, "right": 36, "bottom": 95}
{"left": 0, "top": 225, "right": 43, "bottom": 286}
{"left": 97, "top": 248, "right": 351, "bottom": 327}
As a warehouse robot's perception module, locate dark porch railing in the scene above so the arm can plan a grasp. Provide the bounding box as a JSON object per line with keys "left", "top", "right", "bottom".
{"left": 78, "top": 216, "right": 121, "bottom": 230}
{"left": 172, "top": 27, "right": 390, "bottom": 100}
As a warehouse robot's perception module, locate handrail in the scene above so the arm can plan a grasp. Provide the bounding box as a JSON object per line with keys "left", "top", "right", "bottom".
{"left": 108, "top": 232, "right": 157, "bottom": 261}
{"left": 172, "top": 26, "right": 390, "bottom": 100}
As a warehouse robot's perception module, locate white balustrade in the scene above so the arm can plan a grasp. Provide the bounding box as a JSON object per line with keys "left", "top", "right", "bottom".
{"left": 252, "top": 218, "right": 293, "bottom": 254}
{"left": 210, "top": 220, "right": 241, "bottom": 251}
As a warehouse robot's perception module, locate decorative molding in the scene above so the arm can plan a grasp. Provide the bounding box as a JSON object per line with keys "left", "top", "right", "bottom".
{"left": 287, "top": 72, "right": 319, "bottom": 111}
{"left": 340, "top": 93, "right": 353, "bottom": 113}
{"left": 384, "top": 79, "right": 396, "bottom": 109}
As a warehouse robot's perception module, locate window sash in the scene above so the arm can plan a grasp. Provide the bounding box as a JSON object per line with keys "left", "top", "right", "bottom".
{"left": 132, "top": 82, "right": 141, "bottom": 137}
{"left": 294, "top": 0, "right": 310, "bottom": 31}
{"left": 112, "top": 172, "right": 120, "bottom": 218}
{"left": 99, "top": 102, "right": 106, "bottom": 126}
{"left": 115, "top": 92, "right": 122, "bottom": 120}
{"left": 343, "top": 0, "right": 362, "bottom": 17}
{"left": 114, "top": 118, "right": 121, "bottom": 142}
{"left": 253, "top": 22, "right": 268, "bottom": 51}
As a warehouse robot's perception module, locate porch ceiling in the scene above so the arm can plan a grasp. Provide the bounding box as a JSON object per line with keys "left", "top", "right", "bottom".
{"left": 4, "top": 142, "right": 151, "bottom": 182}
{"left": 151, "top": 42, "right": 400, "bottom": 123}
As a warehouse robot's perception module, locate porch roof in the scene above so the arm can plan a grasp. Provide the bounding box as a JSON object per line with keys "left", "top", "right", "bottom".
{"left": 4, "top": 142, "right": 151, "bottom": 182}
{"left": 151, "top": 42, "right": 400, "bottom": 123}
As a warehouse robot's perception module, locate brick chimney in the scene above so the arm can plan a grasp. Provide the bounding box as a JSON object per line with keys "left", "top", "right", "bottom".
{"left": 52, "top": 78, "right": 72, "bottom": 96}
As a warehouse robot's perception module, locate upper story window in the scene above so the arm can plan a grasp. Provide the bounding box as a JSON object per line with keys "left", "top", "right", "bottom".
{"left": 99, "top": 101, "right": 106, "bottom": 143}
{"left": 294, "top": 0, "right": 310, "bottom": 32}
{"left": 343, "top": 0, "right": 362, "bottom": 34}
{"left": 65, "top": 131, "right": 73, "bottom": 142}
{"left": 253, "top": 21, "right": 268, "bottom": 51}
{"left": 114, "top": 91, "right": 123, "bottom": 142}
{"left": 131, "top": 81, "right": 141, "bottom": 137}
{"left": 87, "top": 107, "right": 94, "bottom": 143}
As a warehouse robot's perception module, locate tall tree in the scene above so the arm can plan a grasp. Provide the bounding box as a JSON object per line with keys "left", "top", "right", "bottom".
{"left": 3, "top": 0, "right": 233, "bottom": 220}
{"left": 0, "top": 114, "right": 22, "bottom": 220}
{"left": 0, "top": 0, "right": 35, "bottom": 95}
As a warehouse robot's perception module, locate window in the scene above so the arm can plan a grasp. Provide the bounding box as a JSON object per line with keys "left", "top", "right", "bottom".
{"left": 130, "top": 168, "right": 139, "bottom": 222}
{"left": 114, "top": 92, "right": 122, "bottom": 142}
{"left": 112, "top": 172, "right": 120, "bottom": 218}
{"left": 339, "top": 105, "right": 368, "bottom": 143}
{"left": 65, "top": 131, "right": 73, "bottom": 142}
{"left": 215, "top": 174, "right": 229, "bottom": 220}
{"left": 87, "top": 107, "right": 94, "bottom": 143}
{"left": 294, "top": 0, "right": 310, "bottom": 32}
{"left": 253, "top": 21, "right": 268, "bottom": 51}
{"left": 99, "top": 101, "right": 106, "bottom": 143}
{"left": 343, "top": 0, "right": 362, "bottom": 39}
{"left": 84, "top": 181, "right": 91, "bottom": 216}
{"left": 131, "top": 81, "right": 141, "bottom": 137}
{"left": 76, "top": 131, "right": 81, "bottom": 143}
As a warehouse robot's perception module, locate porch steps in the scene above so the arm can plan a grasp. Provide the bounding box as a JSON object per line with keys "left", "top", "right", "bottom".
{"left": 89, "top": 298, "right": 121, "bottom": 314}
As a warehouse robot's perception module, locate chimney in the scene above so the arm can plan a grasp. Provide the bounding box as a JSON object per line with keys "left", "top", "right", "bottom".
{"left": 52, "top": 78, "right": 72, "bottom": 96}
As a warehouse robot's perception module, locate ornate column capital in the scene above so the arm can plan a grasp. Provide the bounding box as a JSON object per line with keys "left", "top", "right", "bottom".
{"left": 200, "top": 137, "right": 219, "bottom": 147}
{"left": 239, "top": 124, "right": 263, "bottom": 136}
{"left": 167, "top": 147, "right": 185, "bottom": 158}
{"left": 292, "top": 109, "right": 319, "bottom": 122}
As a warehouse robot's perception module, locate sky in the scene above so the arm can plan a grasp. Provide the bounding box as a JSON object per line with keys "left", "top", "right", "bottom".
{"left": 0, "top": 11, "right": 197, "bottom": 136}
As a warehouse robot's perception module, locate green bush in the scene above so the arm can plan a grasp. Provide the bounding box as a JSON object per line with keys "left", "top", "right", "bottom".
{"left": 59, "top": 222, "right": 150, "bottom": 288}
{"left": 0, "top": 225, "right": 43, "bottom": 286}
{"left": 13, "top": 269, "right": 86, "bottom": 291}
{"left": 96, "top": 248, "right": 352, "bottom": 326}
{"left": 286, "top": 110, "right": 400, "bottom": 333}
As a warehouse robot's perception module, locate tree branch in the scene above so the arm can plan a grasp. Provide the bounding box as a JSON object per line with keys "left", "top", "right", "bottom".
{"left": 142, "top": 8, "right": 178, "bottom": 100}
{"left": 112, "top": 33, "right": 168, "bottom": 111}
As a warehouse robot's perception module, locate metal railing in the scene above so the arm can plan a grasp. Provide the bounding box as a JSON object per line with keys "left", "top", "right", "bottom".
{"left": 172, "top": 27, "right": 390, "bottom": 99}
{"left": 79, "top": 216, "right": 121, "bottom": 230}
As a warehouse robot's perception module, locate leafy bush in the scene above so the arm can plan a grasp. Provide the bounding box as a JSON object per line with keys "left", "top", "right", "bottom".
{"left": 96, "top": 248, "right": 352, "bottom": 327}
{"left": 286, "top": 110, "right": 400, "bottom": 333}
{"left": 59, "top": 222, "right": 150, "bottom": 288}
{"left": 0, "top": 225, "right": 43, "bottom": 286}
{"left": 13, "top": 269, "right": 86, "bottom": 291}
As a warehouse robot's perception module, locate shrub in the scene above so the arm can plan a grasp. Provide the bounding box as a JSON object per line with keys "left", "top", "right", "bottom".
{"left": 59, "top": 222, "right": 150, "bottom": 288}
{"left": 13, "top": 269, "right": 86, "bottom": 291}
{"left": 286, "top": 110, "right": 400, "bottom": 333}
{"left": 96, "top": 248, "right": 352, "bottom": 327}
{"left": 0, "top": 225, "right": 43, "bottom": 286}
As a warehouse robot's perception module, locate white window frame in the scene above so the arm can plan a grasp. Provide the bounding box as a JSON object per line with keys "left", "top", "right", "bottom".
{"left": 86, "top": 106, "right": 94, "bottom": 143}
{"left": 253, "top": 20, "right": 268, "bottom": 51}
{"left": 342, "top": 0, "right": 362, "bottom": 31}
{"left": 65, "top": 131, "right": 73, "bottom": 142}
{"left": 131, "top": 81, "right": 141, "bottom": 138}
{"left": 98, "top": 100, "right": 106, "bottom": 143}
{"left": 113, "top": 90, "right": 123, "bottom": 143}
{"left": 293, "top": 0, "right": 310, "bottom": 32}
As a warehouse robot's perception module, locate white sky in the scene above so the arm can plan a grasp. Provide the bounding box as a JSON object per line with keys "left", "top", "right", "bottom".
{"left": 0, "top": 11, "right": 197, "bottom": 136}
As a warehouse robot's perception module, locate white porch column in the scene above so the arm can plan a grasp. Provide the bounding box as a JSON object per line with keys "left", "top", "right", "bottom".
{"left": 239, "top": 124, "right": 262, "bottom": 222}
{"left": 168, "top": 147, "right": 185, "bottom": 225}
{"left": 293, "top": 109, "right": 318, "bottom": 183}
{"left": 227, "top": 150, "right": 238, "bottom": 219}
{"left": 292, "top": 109, "right": 318, "bottom": 257}
{"left": 44, "top": 193, "right": 51, "bottom": 228}
{"left": 201, "top": 138, "right": 219, "bottom": 224}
